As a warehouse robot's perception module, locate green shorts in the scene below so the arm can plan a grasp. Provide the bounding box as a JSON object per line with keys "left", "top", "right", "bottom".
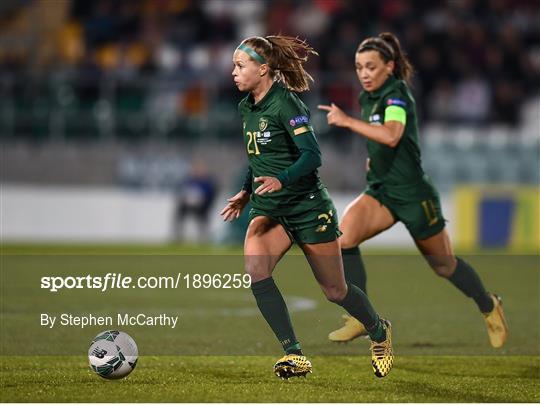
{"left": 248, "top": 188, "right": 342, "bottom": 244}
{"left": 365, "top": 184, "right": 446, "bottom": 240}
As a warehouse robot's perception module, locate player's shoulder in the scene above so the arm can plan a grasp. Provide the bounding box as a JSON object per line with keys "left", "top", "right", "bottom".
{"left": 394, "top": 79, "right": 413, "bottom": 99}
{"left": 277, "top": 85, "right": 309, "bottom": 114}
{"left": 383, "top": 80, "right": 414, "bottom": 109}
{"left": 276, "top": 84, "right": 298, "bottom": 102}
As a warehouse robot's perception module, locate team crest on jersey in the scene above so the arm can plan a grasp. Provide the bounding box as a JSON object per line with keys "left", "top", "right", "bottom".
{"left": 259, "top": 117, "right": 269, "bottom": 131}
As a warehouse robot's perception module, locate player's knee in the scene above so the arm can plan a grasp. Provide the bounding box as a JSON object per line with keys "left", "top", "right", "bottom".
{"left": 323, "top": 284, "right": 347, "bottom": 304}
{"left": 424, "top": 253, "right": 457, "bottom": 278}
{"left": 244, "top": 267, "right": 271, "bottom": 283}
{"left": 244, "top": 256, "right": 273, "bottom": 282}
{"left": 339, "top": 233, "right": 363, "bottom": 249}
{"left": 430, "top": 261, "right": 456, "bottom": 278}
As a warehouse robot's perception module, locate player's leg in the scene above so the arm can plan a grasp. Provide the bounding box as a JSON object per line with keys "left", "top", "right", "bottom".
{"left": 244, "top": 216, "right": 302, "bottom": 357}
{"left": 340, "top": 193, "right": 396, "bottom": 249}
{"left": 300, "top": 239, "right": 393, "bottom": 378}
{"left": 329, "top": 193, "right": 395, "bottom": 342}
{"left": 245, "top": 216, "right": 310, "bottom": 379}
{"left": 301, "top": 240, "right": 383, "bottom": 337}
{"left": 414, "top": 228, "right": 508, "bottom": 348}
{"left": 244, "top": 215, "right": 292, "bottom": 282}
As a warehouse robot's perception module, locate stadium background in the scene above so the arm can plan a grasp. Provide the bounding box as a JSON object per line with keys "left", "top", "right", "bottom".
{"left": 1, "top": 0, "right": 539, "bottom": 250}
{"left": 0, "top": 1, "right": 539, "bottom": 402}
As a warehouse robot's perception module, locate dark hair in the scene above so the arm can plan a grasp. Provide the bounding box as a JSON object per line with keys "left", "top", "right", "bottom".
{"left": 357, "top": 32, "right": 414, "bottom": 85}
{"left": 239, "top": 35, "right": 318, "bottom": 92}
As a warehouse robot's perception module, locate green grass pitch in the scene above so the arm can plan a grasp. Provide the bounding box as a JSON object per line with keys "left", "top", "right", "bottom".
{"left": 1, "top": 244, "right": 539, "bottom": 402}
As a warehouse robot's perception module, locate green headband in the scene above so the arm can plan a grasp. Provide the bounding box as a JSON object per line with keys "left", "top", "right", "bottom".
{"left": 237, "top": 44, "right": 266, "bottom": 64}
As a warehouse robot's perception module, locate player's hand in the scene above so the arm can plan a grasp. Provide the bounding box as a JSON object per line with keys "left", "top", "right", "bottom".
{"left": 220, "top": 190, "right": 250, "bottom": 222}
{"left": 254, "top": 176, "right": 282, "bottom": 195}
{"left": 318, "top": 103, "right": 350, "bottom": 128}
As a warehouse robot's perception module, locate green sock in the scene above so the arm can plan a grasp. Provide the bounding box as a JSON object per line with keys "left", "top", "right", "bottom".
{"left": 284, "top": 343, "right": 303, "bottom": 356}
{"left": 368, "top": 320, "right": 386, "bottom": 343}
{"left": 341, "top": 247, "right": 367, "bottom": 294}
{"left": 338, "top": 282, "right": 385, "bottom": 342}
{"left": 251, "top": 277, "right": 301, "bottom": 354}
{"left": 449, "top": 257, "right": 494, "bottom": 313}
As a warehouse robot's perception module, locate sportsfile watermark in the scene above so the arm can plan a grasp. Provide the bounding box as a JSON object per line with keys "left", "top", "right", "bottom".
{"left": 2, "top": 254, "right": 537, "bottom": 356}
{"left": 41, "top": 272, "right": 252, "bottom": 292}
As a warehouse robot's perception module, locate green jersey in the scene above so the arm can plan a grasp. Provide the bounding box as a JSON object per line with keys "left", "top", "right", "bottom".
{"left": 359, "top": 75, "right": 436, "bottom": 199}
{"left": 239, "top": 82, "right": 324, "bottom": 214}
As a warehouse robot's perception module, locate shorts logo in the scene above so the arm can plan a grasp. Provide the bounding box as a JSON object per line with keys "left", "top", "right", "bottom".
{"left": 289, "top": 115, "right": 309, "bottom": 127}
{"left": 316, "top": 210, "right": 333, "bottom": 233}
{"left": 387, "top": 98, "right": 406, "bottom": 107}
{"left": 259, "top": 117, "right": 268, "bottom": 131}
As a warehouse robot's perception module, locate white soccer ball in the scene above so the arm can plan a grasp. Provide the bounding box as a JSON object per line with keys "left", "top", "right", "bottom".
{"left": 88, "top": 330, "right": 138, "bottom": 379}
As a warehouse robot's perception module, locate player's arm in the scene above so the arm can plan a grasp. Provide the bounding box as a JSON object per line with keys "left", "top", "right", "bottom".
{"left": 276, "top": 128, "right": 321, "bottom": 186}
{"left": 220, "top": 167, "right": 251, "bottom": 221}
{"left": 255, "top": 98, "right": 322, "bottom": 195}
{"left": 318, "top": 103, "right": 405, "bottom": 148}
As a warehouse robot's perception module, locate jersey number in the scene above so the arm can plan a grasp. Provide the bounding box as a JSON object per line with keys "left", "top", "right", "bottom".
{"left": 246, "top": 131, "right": 261, "bottom": 155}
{"left": 317, "top": 210, "right": 334, "bottom": 223}
{"left": 316, "top": 210, "right": 334, "bottom": 233}
{"left": 421, "top": 200, "right": 439, "bottom": 226}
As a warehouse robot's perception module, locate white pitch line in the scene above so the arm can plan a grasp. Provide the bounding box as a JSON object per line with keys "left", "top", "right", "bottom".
{"left": 178, "top": 296, "right": 318, "bottom": 317}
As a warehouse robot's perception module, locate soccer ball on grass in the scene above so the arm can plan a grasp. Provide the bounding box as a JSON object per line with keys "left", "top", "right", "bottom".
{"left": 88, "top": 330, "right": 138, "bottom": 379}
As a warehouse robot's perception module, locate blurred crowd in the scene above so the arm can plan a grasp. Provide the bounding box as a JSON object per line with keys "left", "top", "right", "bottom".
{"left": 1, "top": 0, "right": 539, "bottom": 125}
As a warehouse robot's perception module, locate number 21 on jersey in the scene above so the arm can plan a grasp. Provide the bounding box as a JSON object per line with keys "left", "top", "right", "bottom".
{"left": 246, "top": 131, "right": 261, "bottom": 155}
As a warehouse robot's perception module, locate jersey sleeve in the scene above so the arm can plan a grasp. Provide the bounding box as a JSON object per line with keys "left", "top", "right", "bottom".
{"left": 276, "top": 93, "right": 321, "bottom": 187}
{"left": 278, "top": 93, "right": 314, "bottom": 138}
{"left": 241, "top": 166, "right": 253, "bottom": 194}
{"left": 382, "top": 91, "right": 408, "bottom": 125}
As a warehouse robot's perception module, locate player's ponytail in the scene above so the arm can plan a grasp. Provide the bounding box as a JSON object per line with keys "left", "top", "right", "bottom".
{"left": 357, "top": 32, "right": 414, "bottom": 85}
{"left": 238, "top": 35, "right": 318, "bottom": 92}
{"left": 378, "top": 32, "right": 413, "bottom": 85}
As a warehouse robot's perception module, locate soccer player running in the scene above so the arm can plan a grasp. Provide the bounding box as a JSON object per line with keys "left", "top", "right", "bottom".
{"left": 318, "top": 32, "right": 508, "bottom": 348}
{"left": 221, "top": 35, "right": 393, "bottom": 379}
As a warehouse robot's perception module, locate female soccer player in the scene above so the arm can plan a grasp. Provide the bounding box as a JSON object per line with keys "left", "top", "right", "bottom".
{"left": 318, "top": 32, "right": 508, "bottom": 348}
{"left": 220, "top": 35, "right": 393, "bottom": 379}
